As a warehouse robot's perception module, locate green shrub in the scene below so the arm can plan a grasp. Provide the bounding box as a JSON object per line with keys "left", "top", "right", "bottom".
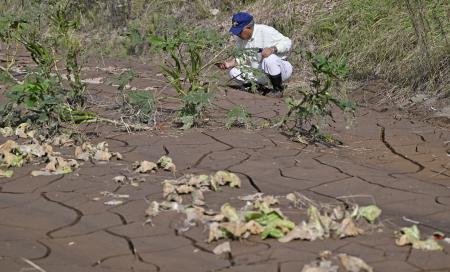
{"left": 281, "top": 52, "right": 355, "bottom": 143}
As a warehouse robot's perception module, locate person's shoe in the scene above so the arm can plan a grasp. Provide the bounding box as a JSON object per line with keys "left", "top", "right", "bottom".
{"left": 265, "top": 90, "right": 283, "bottom": 98}
{"left": 266, "top": 73, "right": 284, "bottom": 98}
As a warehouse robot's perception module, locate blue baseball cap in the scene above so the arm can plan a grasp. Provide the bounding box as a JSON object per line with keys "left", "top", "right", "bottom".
{"left": 229, "top": 12, "right": 253, "bottom": 36}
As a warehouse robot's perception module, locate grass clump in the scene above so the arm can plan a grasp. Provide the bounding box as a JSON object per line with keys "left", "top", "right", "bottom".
{"left": 310, "top": 0, "right": 450, "bottom": 94}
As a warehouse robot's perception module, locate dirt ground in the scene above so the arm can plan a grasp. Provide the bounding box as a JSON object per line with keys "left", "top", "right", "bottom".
{"left": 1, "top": 57, "right": 450, "bottom": 272}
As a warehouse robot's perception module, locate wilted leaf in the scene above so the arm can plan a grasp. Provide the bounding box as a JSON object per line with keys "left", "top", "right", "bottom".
{"left": 338, "top": 254, "right": 373, "bottom": 272}
{"left": 145, "top": 201, "right": 160, "bottom": 217}
{"left": 396, "top": 225, "right": 443, "bottom": 251}
{"left": 113, "top": 175, "right": 126, "bottom": 183}
{"left": 96, "top": 141, "right": 108, "bottom": 151}
{"left": 51, "top": 134, "right": 73, "bottom": 146}
{"left": 188, "top": 174, "right": 209, "bottom": 186}
{"left": 32, "top": 156, "right": 78, "bottom": 176}
{"left": 94, "top": 150, "right": 112, "bottom": 161}
{"left": 220, "top": 203, "right": 240, "bottom": 222}
{"left": 212, "top": 171, "right": 241, "bottom": 188}
{"left": 3, "top": 152, "right": 24, "bottom": 167}
{"left": 134, "top": 161, "right": 157, "bottom": 173}
{"left": 192, "top": 189, "right": 205, "bottom": 206}
{"left": 112, "top": 152, "right": 123, "bottom": 160}
{"left": 15, "top": 123, "right": 30, "bottom": 138}
{"left": 162, "top": 181, "right": 177, "bottom": 198}
{"left": 0, "top": 140, "right": 18, "bottom": 154}
{"left": 19, "top": 144, "right": 47, "bottom": 158}
{"left": 355, "top": 205, "right": 381, "bottom": 223}
{"left": 336, "top": 217, "right": 364, "bottom": 238}
{"left": 0, "top": 127, "right": 14, "bottom": 137}
{"left": 209, "top": 222, "right": 225, "bottom": 242}
{"left": 245, "top": 209, "right": 294, "bottom": 239}
{"left": 0, "top": 169, "right": 13, "bottom": 178}
{"left": 157, "top": 155, "right": 176, "bottom": 172}
{"left": 176, "top": 184, "right": 194, "bottom": 194}
{"left": 184, "top": 206, "right": 209, "bottom": 224}
{"left": 279, "top": 206, "right": 327, "bottom": 243}
{"left": 301, "top": 260, "right": 338, "bottom": 272}
{"left": 75, "top": 146, "right": 90, "bottom": 161}
{"left": 213, "top": 241, "right": 231, "bottom": 255}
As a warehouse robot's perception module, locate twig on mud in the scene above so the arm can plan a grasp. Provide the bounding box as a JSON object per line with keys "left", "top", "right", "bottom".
{"left": 21, "top": 257, "right": 47, "bottom": 272}
{"left": 402, "top": 216, "right": 420, "bottom": 225}
{"left": 87, "top": 117, "right": 154, "bottom": 132}
{"left": 336, "top": 194, "right": 377, "bottom": 205}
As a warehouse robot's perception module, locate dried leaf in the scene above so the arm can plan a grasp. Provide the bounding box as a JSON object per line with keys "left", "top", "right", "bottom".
{"left": 52, "top": 134, "right": 73, "bottom": 146}
{"left": 212, "top": 171, "right": 241, "bottom": 188}
{"left": 112, "top": 152, "right": 123, "bottom": 160}
{"left": 32, "top": 156, "right": 78, "bottom": 176}
{"left": 113, "top": 175, "right": 127, "bottom": 183}
{"left": 192, "top": 189, "right": 205, "bottom": 206}
{"left": 75, "top": 146, "right": 90, "bottom": 161}
{"left": 0, "top": 169, "right": 13, "bottom": 178}
{"left": 176, "top": 184, "right": 194, "bottom": 194}
{"left": 220, "top": 203, "right": 240, "bottom": 222}
{"left": 336, "top": 217, "right": 364, "bottom": 238}
{"left": 279, "top": 206, "right": 327, "bottom": 243}
{"left": 157, "top": 155, "right": 176, "bottom": 172}
{"left": 213, "top": 242, "right": 231, "bottom": 255}
{"left": 96, "top": 141, "right": 108, "bottom": 151}
{"left": 208, "top": 222, "right": 225, "bottom": 242}
{"left": 94, "top": 150, "right": 112, "bottom": 161}
{"left": 188, "top": 175, "right": 209, "bottom": 186}
{"left": 0, "top": 140, "right": 18, "bottom": 154}
{"left": 0, "top": 127, "right": 14, "bottom": 137}
{"left": 338, "top": 254, "right": 373, "bottom": 272}
{"left": 162, "top": 181, "right": 177, "bottom": 198}
{"left": 134, "top": 161, "right": 157, "bottom": 173}
{"left": 15, "top": 123, "right": 30, "bottom": 138}
{"left": 145, "top": 201, "right": 160, "bottom": 217}
{"left": 3, "top": 152, "right": 24, "bottom": 167}
{"left": 301, "top": 260, "right": 338, "bottom": 272}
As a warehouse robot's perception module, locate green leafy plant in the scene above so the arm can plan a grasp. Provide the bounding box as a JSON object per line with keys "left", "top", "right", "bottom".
{"left": 281, "top": 52, "right": 355, "bottom": 143}
{"left": 178, "top": 91, "right": 214, "bottom": 130}
{"left": 226, "top": 105, "right": 252, "bottom": 129}
{"left": 0, "top": 2, "right": 93, "bottom": 133}
{"left": 109, "top": 69, "right": 137, "bottom": 91}
{"left": 127, "top": 90, "right": 157, "bottom": 125}
{"left": 148, "top": 21, "right": 225, "bottom": 129}
{"left": 108, "top": 69, "right": 158, "bottom": 126}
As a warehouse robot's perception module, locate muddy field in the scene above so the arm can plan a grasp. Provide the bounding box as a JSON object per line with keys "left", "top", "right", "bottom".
{"left": 1, "top": 57, "right": 450, "bottom": 272}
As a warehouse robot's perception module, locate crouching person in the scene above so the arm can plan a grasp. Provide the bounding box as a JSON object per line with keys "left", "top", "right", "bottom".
{"left": 217, "top": 12, "right": 293, "bottom": 98}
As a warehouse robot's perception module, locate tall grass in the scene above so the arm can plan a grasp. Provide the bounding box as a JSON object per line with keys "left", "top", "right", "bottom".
{"left": 310, "top": 0, "right": 450, "bottom": 94}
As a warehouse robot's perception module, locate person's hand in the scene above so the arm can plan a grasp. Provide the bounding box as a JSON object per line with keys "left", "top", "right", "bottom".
{"left": 261, "top": 47, "right": 274, "bottom": 58}
{"left": 215, "top": 62, "right": 228, "bottom": 70}
{"left": 215, "top": 59, "right": 236, "bottom": 70}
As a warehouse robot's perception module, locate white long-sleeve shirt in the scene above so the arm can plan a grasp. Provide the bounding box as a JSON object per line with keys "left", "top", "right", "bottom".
{"left": 235, "top": 24, "right": 292, "bottom": 69}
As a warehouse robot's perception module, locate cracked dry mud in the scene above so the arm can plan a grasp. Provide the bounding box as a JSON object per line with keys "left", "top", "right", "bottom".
{"left": 1, "top": 61, "right": 450, "bottom": 272}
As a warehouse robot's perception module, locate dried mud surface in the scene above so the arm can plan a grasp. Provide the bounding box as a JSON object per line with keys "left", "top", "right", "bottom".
{"left": 1, "top": 58, "right": 450, "bottom": 272}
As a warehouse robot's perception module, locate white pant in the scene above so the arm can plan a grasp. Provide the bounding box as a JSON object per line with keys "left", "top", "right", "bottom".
{"left": 229, "top": 54, "right": 293, "bottom": 85}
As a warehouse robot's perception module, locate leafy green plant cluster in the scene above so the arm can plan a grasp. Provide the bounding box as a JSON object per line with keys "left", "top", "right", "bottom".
{"left": 281, "top": 52, "right": 355, "bottom": 143}
{"left": 149, "top": 22, "right": 225, "bottom": 129}
{"left": 108, "top": 69, "right": 157, "bottom": 126}
{"left": 0, "top": 1, "right": 93, "bottom": 133}
{"left": 226, "top": 105, "right": 252, "bottom": 129}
